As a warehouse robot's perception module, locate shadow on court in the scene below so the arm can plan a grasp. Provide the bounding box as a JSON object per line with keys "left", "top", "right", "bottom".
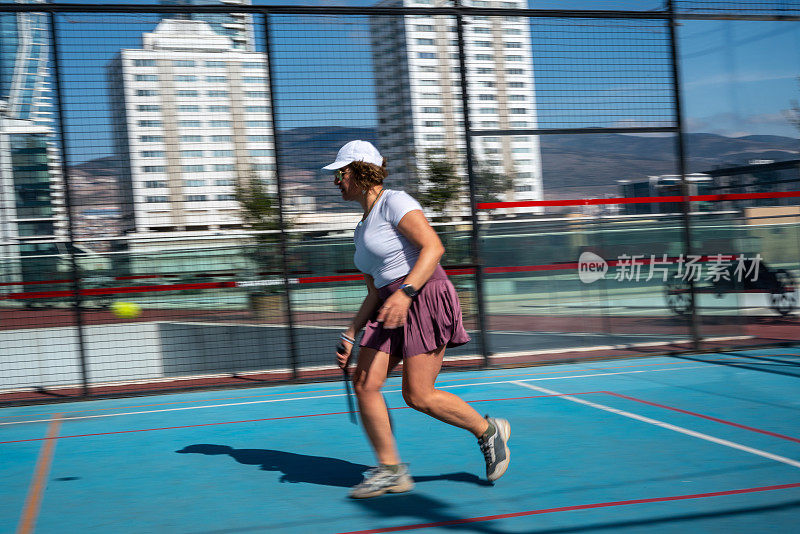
{"left": 176, "top": 444, "right": 491, "bottom": 489}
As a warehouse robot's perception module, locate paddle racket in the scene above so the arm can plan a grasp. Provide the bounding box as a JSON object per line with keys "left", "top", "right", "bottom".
{"left": 337, "top": 342, "right": 358, "bottom": 425}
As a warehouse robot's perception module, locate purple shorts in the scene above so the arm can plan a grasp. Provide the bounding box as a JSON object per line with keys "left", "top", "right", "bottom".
{"left": 360, "top": 265, "right": 471, "bottom": 358}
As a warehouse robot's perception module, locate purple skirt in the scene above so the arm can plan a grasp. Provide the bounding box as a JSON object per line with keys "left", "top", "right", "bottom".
{"left": 360, "top": 265, "right": 471, "bottom": 358}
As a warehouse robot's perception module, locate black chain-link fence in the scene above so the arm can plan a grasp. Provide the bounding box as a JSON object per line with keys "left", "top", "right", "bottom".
{"left": 1, "top": 2, "right": 798, "bottom": 403}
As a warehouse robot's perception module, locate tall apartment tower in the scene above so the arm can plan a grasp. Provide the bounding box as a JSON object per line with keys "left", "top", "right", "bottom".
{"left": 0, "top": 2, "right": 65, "bottom": 284}
{"left": 107, "top": 18, "right": 275, "bottom": 234}
{"left": 159, "top": 0, "right": 255, "bottom": 51}
{"left": 371, "top": 0, "right": 542, "bottom": 209}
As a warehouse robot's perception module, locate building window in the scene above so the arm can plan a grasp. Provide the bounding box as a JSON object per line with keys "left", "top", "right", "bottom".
{"left": 505, "top": 42, "right": 522, "bottom": 48}
{"left": 174, "top": 75, "right": 197, "bottom": 82}
{"left": 138, "top": 120, "right": 162, "bottom": 127}
{"left": 506, "top": 68, "right": 525, "bottom": 75}
{"left": 213, "top": 164, "right": 235, "bottom": 172}
{"left": 181, "top": 165, "right": 204, "bottom": 173}
{"left": 133, "top": 59, "right": 156, "bottom": 67}
{"left": 136, "top": 89, "right": 158, "bottom": 96}
{"left": 245, "top": 106, "right": 270, "bottom": 113}
{"left": 478, "top": 94, "right": 496, "bottom": 101}
{"left": 215, "top": 179, "right": 235, "bottom": 186}
{"left": 178, "top": 105, "right": 200, "bottom": 112}
{"left": 208, "top": 105, "right": 230, "bottom": 113}
{"left": 180, "top": 150, "right": 204, "bottom": 158}
{"left": 143, "top": 166, "right": 167, "bottom": 173}
{"left": 417, "top": 38, "right": 435, "bottom": 45}
{"left": 477, "top": 68, "right": 494, "bottom": 74}
{"left": 181, "top": 135, "right": 204, "bottom": 142}
{"left": 135, "top": 74, "right": 158, "bottom": 82}
{"left": 177, "top": 90, "right": 199, "bottom": 97}
{"left": 146, "top": 196, "right": 169, "bottom": 203}
{"left": 212, "top": 150, "right": 234, "bottom": 157}
{"left": 216, "top": 194, "right": 237, "bottom": 201}
{"left": 140, "top": 136, "right": 163, "bottom": 142}
{"left": 246, "top": 121, "right": 271, "bottom": 128}
{"left": 241, "top": 62, "right": 263, "bottom": 69}
{"left": 211, "top": 135, "right": 233, "bottom": 142}
{"left": 418, "top": 52, "right": 437, "bottom": 59}
{"left": 245, "top": 91, "right": 268, "bottom": 98}
{"left": 183, "top": 180, "right": 205, "bottom": 187}
{"left": 179, "top": 120, "right": 203, "bottom": 128}
{"left": 422, "top": 107, "right": 442, "bottom": 113}
{"left": 506, "top": 55, "right": 524, "bottom": 62}
{"left": 140, "top": 151, "right": 165, "bottom": 158}
{"left": 206, "top": 76, "right": 228, "bottom": 83}
{"left": 209, "top": 120, "right": 232, "bottom": 128}
{"left": 208, "top": 90, "right": 229, "bottom": 98}
{"left": 509, "top": 95, "right": 526, "bottom": 101}
{"left": 243, "top": 76, "right": 267, "bottom": 84}
{"left": 249, "top": 149, "right": 274, "bottom": 157}
{"left": 247, "top": 135, "right": 272, "bottom": 142}
{"left": 509, "top": 82, "right": 525, "bottom": 88}
{"left": 185, "top": 195, "right": 207, "bottom": 201}
{"left": 510, "top": 108, "right": 527, "bottom": 114}
{"left": 424, "top": 121, "right": 443, "bottom": 127}
{"left": 144, "top": 181, "right": 167, "bottom": 188}
{"left": 474, "top": 41, "right": 492, "bottom": 47}
{"left": 475, "top": 54, "right": 493, "bottom": 61}
{"left": 173, "top": 60, "right": 195, "bottom": 67}
{"left": 137, "top": 105, "right": 161, "bottom": 112}
{"left": 206, "top": 61, "right": 227, "bottom": 68}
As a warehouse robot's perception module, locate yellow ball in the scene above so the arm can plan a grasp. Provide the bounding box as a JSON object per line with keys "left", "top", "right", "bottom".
{"left": 111, "top": 301, "right": 141, "bottom": 319}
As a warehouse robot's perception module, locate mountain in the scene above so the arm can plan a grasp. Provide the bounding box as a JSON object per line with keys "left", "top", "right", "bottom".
{"left": 68, "top": 129, "right": 799, "bottom": 205}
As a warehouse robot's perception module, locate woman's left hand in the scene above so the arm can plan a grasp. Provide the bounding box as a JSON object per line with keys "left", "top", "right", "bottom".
{"left": 377, "top": 291, "right": 412, "bottom": 329}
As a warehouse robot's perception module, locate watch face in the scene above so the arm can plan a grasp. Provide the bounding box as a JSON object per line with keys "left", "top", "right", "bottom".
{"left": 402, "top": 284, "right": 417, "bottom": 297}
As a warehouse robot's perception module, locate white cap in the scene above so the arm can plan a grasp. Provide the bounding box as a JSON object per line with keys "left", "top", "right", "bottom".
{"left": 322, "top": 140, "right": 383, "bottom": 170}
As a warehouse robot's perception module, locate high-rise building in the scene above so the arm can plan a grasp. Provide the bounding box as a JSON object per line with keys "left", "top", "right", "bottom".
{"left": 107, "top": 18, "right": 275, "bottom": 235}
{"left": 159, "top": 0, "right": 255, "bottom": 51}
{"left": 370, "top": 0, "right": 542, "bottom": 211}
{"left": 0, "top": 2, "right": 65, "bottom": 285}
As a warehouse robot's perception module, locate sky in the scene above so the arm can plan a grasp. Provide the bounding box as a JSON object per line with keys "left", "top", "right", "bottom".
{"left": 14, "top": 0, "right": 798, "bottom": 162}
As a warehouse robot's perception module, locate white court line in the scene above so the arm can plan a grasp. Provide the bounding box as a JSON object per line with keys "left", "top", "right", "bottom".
{"left": 512, "top": 381, "right": 800, "bottom": 470}
{"left": 0, "top": 365, "right": 705, "bottom": 426}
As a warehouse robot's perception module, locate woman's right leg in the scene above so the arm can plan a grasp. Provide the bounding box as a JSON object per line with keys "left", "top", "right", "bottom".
{"left": 352, "top": 347, "right": 403, "bottom": 465}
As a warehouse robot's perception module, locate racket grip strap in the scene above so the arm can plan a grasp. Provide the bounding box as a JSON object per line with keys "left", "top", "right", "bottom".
{"left": 340, "top": 332, "right": 355, "bottom": 344}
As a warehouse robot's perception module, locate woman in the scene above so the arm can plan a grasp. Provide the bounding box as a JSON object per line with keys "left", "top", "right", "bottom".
{"left": 324, "top": 140, "right": 510, "bottom": 499}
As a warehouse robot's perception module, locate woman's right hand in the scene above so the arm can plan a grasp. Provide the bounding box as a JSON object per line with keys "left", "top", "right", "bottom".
{"left": 336, "top": 340, "right": 353, "bottom": 369}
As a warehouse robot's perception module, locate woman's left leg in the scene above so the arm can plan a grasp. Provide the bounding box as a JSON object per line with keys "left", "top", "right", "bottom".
{"left": 401, "top": 345, "right": 488, "bottom": 438}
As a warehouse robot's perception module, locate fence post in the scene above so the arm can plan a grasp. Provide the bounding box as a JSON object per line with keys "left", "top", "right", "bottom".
{"left": 48, "top": 12, "right": 91, "bottom": 396}
{"left": 263, "top": 12, "right": 300, "bottom": 379}
{"left": 455, "top": 2, "right": 491, "bottom": 366}
{"left": 666, "top": 0, "right": 701, "bottom": 349}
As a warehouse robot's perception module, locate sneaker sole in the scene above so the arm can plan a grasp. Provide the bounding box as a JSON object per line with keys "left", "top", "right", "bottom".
{"left": 349, "top": 478, "right": 415, "bottom": 499}
{"left": 487, "top": 419, "right": 511, "bottom": 482}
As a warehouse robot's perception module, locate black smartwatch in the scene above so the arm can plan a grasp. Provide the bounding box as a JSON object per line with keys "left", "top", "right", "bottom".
{"left": 400, "top": 283, "right": 419, "bottom": 298}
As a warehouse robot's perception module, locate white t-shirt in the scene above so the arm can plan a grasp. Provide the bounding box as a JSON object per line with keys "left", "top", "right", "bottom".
{"left": 353, "top": 189, "right": 424, "bottom": 288}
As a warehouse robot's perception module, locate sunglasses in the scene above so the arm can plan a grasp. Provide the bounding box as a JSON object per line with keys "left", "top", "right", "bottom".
{"left": 334, "top": 168, "right": 347, "bottom": 183}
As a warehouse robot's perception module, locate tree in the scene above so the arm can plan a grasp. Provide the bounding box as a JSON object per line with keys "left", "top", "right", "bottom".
{"left": 474, "top": 163, "right": 513, "bottom": 206}
{"left": 235, "top": 171, "right": 283, "bottom": 277}
{"left": 415, "top": 150, "right": 463, "bottom": 219}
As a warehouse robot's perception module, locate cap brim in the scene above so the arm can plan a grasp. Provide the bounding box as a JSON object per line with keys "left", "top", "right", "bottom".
{"left": 322, "top": 160, "right": 351, "bottom": 170}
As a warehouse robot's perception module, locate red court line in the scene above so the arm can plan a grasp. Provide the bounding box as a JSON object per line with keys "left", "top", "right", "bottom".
{"left": 336, "top": 482, "right": 800, "bottom": 533}
{"left": 17, "top": 414, "right": 62, "bottom": 534}
{"left": 0, "top": 393, "right": 589, "bottom": 445}
{"left": 603, "top": 391, "right": 800, "bottom": 444}
{"left": 477, "top": 190, "right": 800, "bottom": 210}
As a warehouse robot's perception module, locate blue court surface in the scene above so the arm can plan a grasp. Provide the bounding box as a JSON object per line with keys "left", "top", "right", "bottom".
{"left": 3, "top": 348, "right": 800, "bottom": 533}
